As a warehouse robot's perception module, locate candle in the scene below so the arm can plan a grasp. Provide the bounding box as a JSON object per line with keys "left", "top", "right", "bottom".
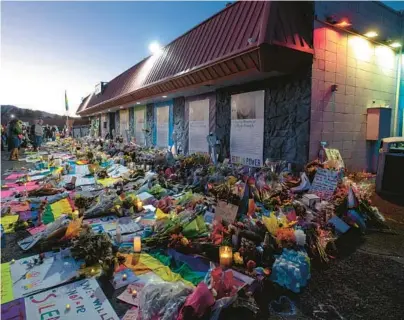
{"left": 65, "top": 304, "right": 71, "bottom": 311}
{"left": 122, "top": 273, "right": 127, "bottom": 281}
{"left": 133, "top": 236, "right": 141, "bottom": 253}
{"left": 131, "top": 289, "right": 137, "bottom": 297}
{"left": 136, "top": 201, "right": 143, "bottom": 212}
{"left": 219, "top": 246, "right": 233, "bottom": 268}
{"left": 90, "top": 268, "right": 95, "bottom": 275}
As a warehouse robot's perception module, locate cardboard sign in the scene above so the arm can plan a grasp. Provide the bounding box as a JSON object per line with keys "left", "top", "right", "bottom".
{"left": 21, "top": 278, "right": 119, "bottom": 319}
{"left": 6, "top": 252, "right": 81, "bottom": 300}
{"left": 214, "top": 201, "right": 239, "bottom": 224}
{"left": 309, "top": 168, "right": 339, "bottom": 200}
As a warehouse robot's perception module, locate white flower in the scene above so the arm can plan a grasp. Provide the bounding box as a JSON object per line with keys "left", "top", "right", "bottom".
{"left": 294, "top": 229, "right": 306, "bottom": 246}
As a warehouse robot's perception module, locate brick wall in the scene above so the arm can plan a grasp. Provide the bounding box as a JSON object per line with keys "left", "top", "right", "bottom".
{"left": 310, "top": 2, "right": 402, "bottom": 170}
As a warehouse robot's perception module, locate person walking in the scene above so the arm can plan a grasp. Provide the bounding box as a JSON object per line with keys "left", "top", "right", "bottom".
{"left": 8, "top": 119, "right": 22, "bottom": 160}
{"left": 33, "top": 119, "right": 44, "bottom": 151}
{"left": 1, "top": 125, "right": 7, "bottom": 151}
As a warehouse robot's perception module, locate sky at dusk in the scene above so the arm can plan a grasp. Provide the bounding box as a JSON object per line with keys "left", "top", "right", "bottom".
{"left": 1, "top": 1, "right": 228, "bottom": 116}
{"left": 1, "top": 1, "right": 403, "bottom": 116}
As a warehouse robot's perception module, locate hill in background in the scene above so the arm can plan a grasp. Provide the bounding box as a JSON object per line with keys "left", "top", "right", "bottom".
{"left": 1, "top": 105, "right": 89, "bottom": 127}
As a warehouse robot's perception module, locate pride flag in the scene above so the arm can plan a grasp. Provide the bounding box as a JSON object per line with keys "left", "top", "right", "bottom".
{"left": 65, "top": 90, "right": 69, "bottom": 111}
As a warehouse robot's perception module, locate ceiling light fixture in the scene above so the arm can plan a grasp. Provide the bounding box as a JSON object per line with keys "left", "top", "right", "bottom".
{"left": 136, "top": 102, "right": 140, "bottom": 105}
{"left": 162, "top": 95, "right": 167, "bottom": 98}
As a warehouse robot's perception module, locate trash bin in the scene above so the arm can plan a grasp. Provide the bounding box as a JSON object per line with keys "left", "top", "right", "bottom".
{"left": 376, "top": 137, "right": 404, "bottom": 196}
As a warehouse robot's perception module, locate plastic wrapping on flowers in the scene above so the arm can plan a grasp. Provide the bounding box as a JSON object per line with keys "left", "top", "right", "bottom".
{"left": 138, "top": 281, "right": 193, "bottom": 320}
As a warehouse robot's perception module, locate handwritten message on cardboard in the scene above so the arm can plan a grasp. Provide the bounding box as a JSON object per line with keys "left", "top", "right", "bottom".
{"left": 310, "top": 168, "right": 339, "bottom": 200}
{"left": 214, "top": 201, "right": 239, "bottom": 224}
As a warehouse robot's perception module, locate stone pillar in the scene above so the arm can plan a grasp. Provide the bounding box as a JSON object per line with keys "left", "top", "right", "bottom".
{"left": 173, "top": 97, "right": 186, "bottom": 154}
{"left": 129, "top": 107, "right": 135, "bottom": 138}
{"left": 264, "top": 74, "right": 311, "bottom": 166}
{"left": 145, "top": 103, "right": 154, "bottom": 146}
{"left": 215, "top": 90, "right": 231, "bottom": 159}
{"left": 115, "top": 110, "right": 120, "bottom": 137}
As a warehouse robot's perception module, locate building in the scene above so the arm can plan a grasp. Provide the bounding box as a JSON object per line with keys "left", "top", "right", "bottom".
{"left": 77, "top": 1, "right": 404, "bottom": 171}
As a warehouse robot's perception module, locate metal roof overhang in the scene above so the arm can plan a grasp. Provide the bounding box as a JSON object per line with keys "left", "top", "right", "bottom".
{"left": 80, "top": 45, "right": 312, "bottom": 116}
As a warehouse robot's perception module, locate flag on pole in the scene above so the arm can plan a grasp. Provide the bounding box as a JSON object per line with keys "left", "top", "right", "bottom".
{"left": 65, "top": 90, "right": 69, "bottom": 112}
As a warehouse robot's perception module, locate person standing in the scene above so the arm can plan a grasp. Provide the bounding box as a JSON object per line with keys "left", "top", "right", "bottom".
{"left": 8, "top": 119, "right": 22, "bottom": 160}
{"left": 33, "top": 119, "right": 44, "bottom": 151}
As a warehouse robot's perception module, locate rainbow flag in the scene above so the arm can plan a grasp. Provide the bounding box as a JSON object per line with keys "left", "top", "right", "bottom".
{"left": 65, "top": 90, "right": 69, "bottom": 111}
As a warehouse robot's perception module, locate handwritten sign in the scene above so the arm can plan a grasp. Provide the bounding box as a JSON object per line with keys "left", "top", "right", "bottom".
{"left": 214, "top": 201, "right": 239, "bottom": 224}
{"left": 310, "top": 168, "right": 339, "bottom": 200}
{"left": 1, "top": 263, "right": 14, "bottom": 304}
{"left": 1, "top": 298, "right": 26, "bottom": 319}
{"left": 23, "top": 278, "right": 119, "bottom": 319}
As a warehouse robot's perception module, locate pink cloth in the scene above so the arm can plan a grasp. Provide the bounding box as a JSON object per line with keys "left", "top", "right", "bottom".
{"left": 177, "top": 283, "right": 215, "bottom": 320}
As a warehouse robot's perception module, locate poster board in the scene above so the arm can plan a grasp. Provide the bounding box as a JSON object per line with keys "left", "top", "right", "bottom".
{"left": 325, "top": 148, "right": 345, "bottom": 167}
{"left": 120, "top": 109, "right": 129, "bottom": 142}
{"left": 156, "top": 106, "right": 169, "bottom": 147}
{"left": 230, "top": 90, "right": 264, "bottom": 166}
{"left": 189, "top": 99, "right": 210, "bottom": 154}
{"left": 309, "top": 168, "right": 339, "bottom": 200}
{"left": 214, "top": 201, "right": 239, "bottom": 224}
{"left": 134, "top": 106, "right": 146, "bottom": 146}
{"left": 7, "top": 252, "right": 81, "bottom": 300}
{"left": 1, "top": 278, "right": 119, "bottom": 320}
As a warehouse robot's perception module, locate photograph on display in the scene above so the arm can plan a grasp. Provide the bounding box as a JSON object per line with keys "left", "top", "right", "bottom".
{"left": 231, "top": 91, "right": 264, "bottom": 120}
{"left": 230, "top": 90, "right": 265, "bottom": 166}
{"left": 189, "top": 102, "right": 206, "bottom": 121}
{"left": 157, "top": 106, "right": 169, "bottom": 124}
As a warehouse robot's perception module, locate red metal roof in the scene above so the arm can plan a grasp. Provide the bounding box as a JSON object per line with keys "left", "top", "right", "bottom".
{"left": 78, "top": 1, "right": 313, "bottom": 115}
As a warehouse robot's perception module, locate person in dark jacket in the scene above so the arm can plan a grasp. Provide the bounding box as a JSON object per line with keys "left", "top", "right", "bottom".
{"left": 8, "top": 119, "right": 22, "bottom": 160}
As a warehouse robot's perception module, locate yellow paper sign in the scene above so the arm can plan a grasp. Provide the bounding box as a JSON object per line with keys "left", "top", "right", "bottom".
{"left": 1, "top": 263, "right": 14, "bottom": 304}
{"left": 0, "top": 215, "right": 19, "bottom": 233}
{"left": 50, "top": 198, "right": 72, "bottom": 219}
{"left": 98, "top": 178, "right": 119, "bottom": 187}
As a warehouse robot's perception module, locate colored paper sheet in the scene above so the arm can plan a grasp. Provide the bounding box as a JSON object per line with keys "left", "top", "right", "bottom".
{"left": 19, "top": 211, "right": 38, "bottom": 221}
{"left": 50, "top": 198, "right": 73, "bottom": 219}
{"left": 110, "top": 269, "right": 139, "bottom": 289}
{"left": 27, "top": 224, "right": 46, "bottom": 235}
{"left": 5, "top": 173, "right": 26, "bottom": 180}
{"left": 1, "top": 298, "right": 26, "bottom": 319}
{"left": 10, "top": 202, "right": 30, "bottom": 212}
{"left": 98, "top": 177, "right": 119, "bottom": 187}
{"left": 117, "top": 283, "right": 144, "bottom": 306}
{"left": 1, "top": 215, "right": 19, "bottom": 233}
{"left": 1, "top": 263, "right": 14, "bottom": 304}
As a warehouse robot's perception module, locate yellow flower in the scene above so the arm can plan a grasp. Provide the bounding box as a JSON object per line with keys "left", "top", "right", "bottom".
{"left": 180, "top": 237, "right": 189, "bottom": 246}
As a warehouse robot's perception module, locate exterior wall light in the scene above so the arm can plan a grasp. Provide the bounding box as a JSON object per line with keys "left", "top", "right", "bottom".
{"left": 390, "top": 42, "right": 402, "bottom": 48}
{"left": 364, "top": 31, "right": 378, "bottom": 38}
